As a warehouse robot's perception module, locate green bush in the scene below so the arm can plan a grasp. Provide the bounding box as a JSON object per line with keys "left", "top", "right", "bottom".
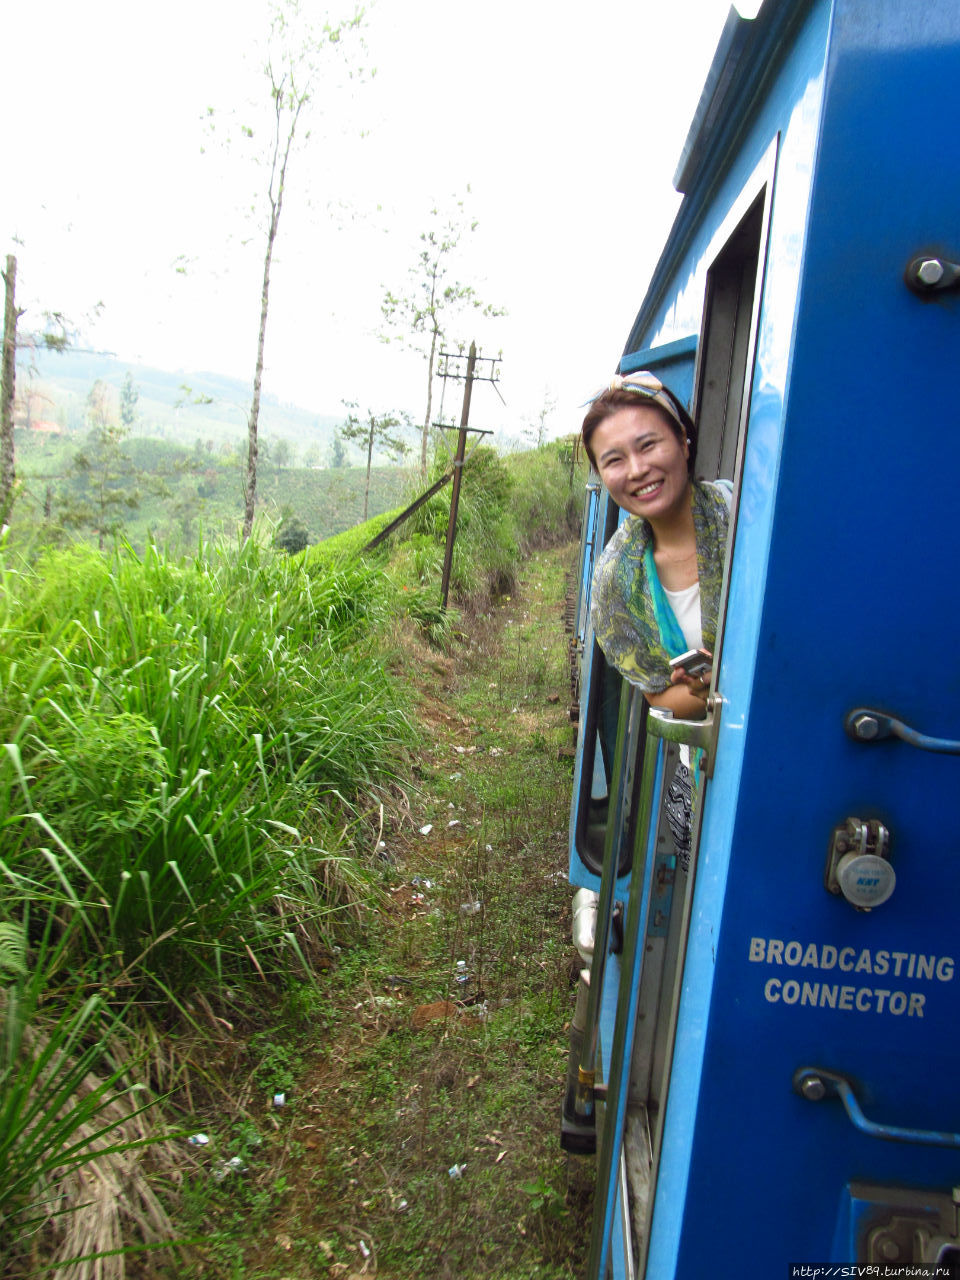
{"left": 504, "top": 436, "right": 584, "bottom": 552}
{"left": 403, "top": 447, "right": 518, "bottom": 605}
{"left": 0, "top": 535, "right": 412, "bottom": 993}
{"left": 274, "top": 514, "right": 310, "bottom": 555}
{"left": 307, "top": 503, "right": 406, "bottom": 567}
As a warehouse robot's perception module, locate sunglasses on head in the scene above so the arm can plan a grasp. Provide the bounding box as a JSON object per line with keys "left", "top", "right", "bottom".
{"left": 584, "top": 370, "right": 690, "bottom": 436}
{"left": 584, "top": 370, "right": 666, "bottom": 404}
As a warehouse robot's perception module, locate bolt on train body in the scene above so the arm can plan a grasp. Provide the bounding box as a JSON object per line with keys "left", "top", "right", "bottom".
{"left": 560, "top": 1, "right": 960, "bottom": 1276}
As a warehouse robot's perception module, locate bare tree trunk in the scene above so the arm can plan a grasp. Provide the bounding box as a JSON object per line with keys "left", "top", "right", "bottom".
{"left": 419, "top": 264, "right": 441, "bottom": 479}
{"left": 96, "top": 472, "right": 105, "bottom": 552}
{"left": 1, "top": 255, "right": 19, "bottom": 522}
{"left": 363, "top": 419, "right": 374, "bottom": 522}
{"left": 242, "top": 89, "right": 303, "bottom": 541}
{"left": 243, "top": 220, "right": 276, "bottom": 539}
{"left": 420, "top": 323, "right": 438, "bottom": 478}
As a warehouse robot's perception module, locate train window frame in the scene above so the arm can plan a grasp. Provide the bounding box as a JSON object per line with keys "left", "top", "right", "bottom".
{"left": 691, "top": 133, "right": 779, "bottom": 687}
{"left": 572, "top": 490, "right": 639, "bottom": 880}
{"left": 631, "top": 136, "right": 780, "bottom": 1280}
{"left": 570, "top": 339, "right": 699, "bottom": 883}
{"left": 692, "top": 199, "right": 763, "bottom": 481}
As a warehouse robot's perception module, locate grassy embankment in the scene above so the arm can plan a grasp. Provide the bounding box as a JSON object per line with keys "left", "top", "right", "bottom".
{"left": 1, "top": 440, "right": 590, "bottom": 1279}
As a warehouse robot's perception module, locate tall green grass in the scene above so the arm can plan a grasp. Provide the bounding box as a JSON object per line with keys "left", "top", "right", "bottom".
{"left": 0, "top": 534, "right": 413, "bottom": 994}
{"left": 0, "top": 918, "right": 174, "bottom": 1278}
{"left": 0, "top": 530, "right": 416, "bottom": 1273}
{"left": 504, "top": 436, "right": 583, "bottom": 553}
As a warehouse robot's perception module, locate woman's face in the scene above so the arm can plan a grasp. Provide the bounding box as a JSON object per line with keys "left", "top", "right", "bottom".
{"left": 591, "top": 404, "right": 690, "bottom": 523}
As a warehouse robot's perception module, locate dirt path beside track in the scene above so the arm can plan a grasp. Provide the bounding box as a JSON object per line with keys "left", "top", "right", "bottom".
{"left": 271, "top": 541, "right": 590, "bottom": 1279}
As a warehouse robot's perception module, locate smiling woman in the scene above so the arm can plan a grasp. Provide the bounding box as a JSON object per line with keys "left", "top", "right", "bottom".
{"left": 582, "top": 372, "right": 730, "bottom": 722}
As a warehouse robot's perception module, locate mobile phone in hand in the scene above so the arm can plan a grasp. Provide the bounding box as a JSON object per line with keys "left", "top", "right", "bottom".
{"left": 668, "top": 648, "right": 712, "bottom": 678}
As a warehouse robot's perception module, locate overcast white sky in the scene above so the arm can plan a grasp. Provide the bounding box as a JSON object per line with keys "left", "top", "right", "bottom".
{"left": 2, "top": 0, "right": 752, "bottom": 440}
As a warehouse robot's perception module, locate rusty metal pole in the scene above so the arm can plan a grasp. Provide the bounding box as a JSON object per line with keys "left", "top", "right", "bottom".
{"left": 439, "top": 341, "right": 476, "bottom": 611}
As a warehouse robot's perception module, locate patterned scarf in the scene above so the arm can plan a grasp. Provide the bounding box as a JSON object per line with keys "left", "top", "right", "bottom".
{"left": 642, "top": 541, "right": 688, "bottom": 658}
{"left": 590, "top": 480, "right": 730, "bottom": 692}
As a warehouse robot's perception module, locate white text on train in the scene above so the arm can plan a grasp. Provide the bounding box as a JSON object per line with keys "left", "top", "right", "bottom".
{"left": 748, "top": 938, "right": 954, "bottom": 980}
{"left": 748, "top": 938, "right": 956, "bottom": 1019}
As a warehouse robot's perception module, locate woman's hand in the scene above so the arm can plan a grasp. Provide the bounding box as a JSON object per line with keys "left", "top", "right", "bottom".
{"left": 646, "top": 666, "right": 712, "bottom": 721}
{"left": 669, "top": 659, "right": 712, "bottom": 704}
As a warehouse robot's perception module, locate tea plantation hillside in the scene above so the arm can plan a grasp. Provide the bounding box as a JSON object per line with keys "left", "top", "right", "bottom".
{"left": 10, "top": 423, "right": 415, "bottom": 551}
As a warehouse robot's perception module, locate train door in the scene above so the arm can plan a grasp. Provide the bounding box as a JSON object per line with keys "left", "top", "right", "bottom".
{"left": 644, "top": 5, "right": 960, "bottom": 1273}
{"left": 584, "top": 149, "right": 777, "bottom": 1280}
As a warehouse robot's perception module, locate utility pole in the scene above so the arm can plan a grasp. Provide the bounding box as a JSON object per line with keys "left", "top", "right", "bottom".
{"left": 437, "top": 341, "right": 501, "bottom": 610}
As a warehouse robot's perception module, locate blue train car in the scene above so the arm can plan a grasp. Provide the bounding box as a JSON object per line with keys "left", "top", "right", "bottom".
{"left": 563, "top": 2, "right": 960, "bottom": 1276}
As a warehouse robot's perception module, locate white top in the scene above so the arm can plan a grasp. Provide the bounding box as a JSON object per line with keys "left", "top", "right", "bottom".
{"left": 663, "top": 581, "right": 702, "bottom": 770}
{"left": 663, "top": 581, "right": 702, "bottom": 651}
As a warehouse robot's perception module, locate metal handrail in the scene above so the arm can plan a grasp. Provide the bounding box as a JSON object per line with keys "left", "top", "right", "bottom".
{"left": 587, "top": 694, "right": 723, "bottom": 1280}
{"left": 647, "top": 695, "right": 723, "bottom": 774}
{"left": 587, "top": 731, "right": 666, "bottom": 1280}
{"left": 794, "top": 1067, "right": 960, "bottom": 1148}
{"left": 845, "top": 707, "right": 960, "bottom": 755}
{"left": 572, "top": 685, "right": 646, "bottom": 1130}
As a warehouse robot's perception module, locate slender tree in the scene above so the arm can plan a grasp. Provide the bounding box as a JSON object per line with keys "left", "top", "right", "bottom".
{"left": 329, "top": 428, "right": 347, "bottom": 468}
{"left": 380, "top": 194, "right": 504, "bottom": 477}
{"left": 120, "top": 372, "right": 140, "bottom": 432}
{"left": 61, "top": 383, "right": 141, "bottom": 550}
{"left": 209, "top": 2, "right": 365, "bottom": 540}
{"left": 1, "top": 255, "right": 20, "bottom": 522}
{"left": 340, "top": 402, "right": 410, "bottom": 521}
{"left": 1, "top": 254, "right": 90, "bottom": 524}
{"left": 526, "top": 388, "right": 557, "bottom": 449}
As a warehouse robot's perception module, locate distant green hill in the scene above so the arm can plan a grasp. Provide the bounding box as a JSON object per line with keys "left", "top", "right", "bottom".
{"left": 16, "top": 349, "right": 346, "bottom": 458}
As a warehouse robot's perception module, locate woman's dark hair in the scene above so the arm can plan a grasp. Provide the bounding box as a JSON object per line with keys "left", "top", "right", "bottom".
{"left": 580, "top": 383, "right": 697, "bottom": 475}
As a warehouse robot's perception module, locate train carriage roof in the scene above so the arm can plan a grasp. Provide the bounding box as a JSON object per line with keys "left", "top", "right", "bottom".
{"left": 625, "top": 0, "right": 810, "bottom": 352}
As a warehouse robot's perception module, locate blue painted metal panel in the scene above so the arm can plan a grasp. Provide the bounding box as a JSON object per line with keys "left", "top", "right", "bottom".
{"left": 568, "top": 3, "right": 960, "bottom": 1267}
{"left": 619, "top": 335, "right": 698, "bottom": 409}
{"left": 595, "top": 742, "right": 668, "bottom": 1280}
{"left": 633, "top": 0, "right": 835, "bottom": 1261}
{"left": 628, "top": 0, "right": 820, "bottom": 354}
{"left": 638, "top": 2, "right": 960, "bottom": 1275}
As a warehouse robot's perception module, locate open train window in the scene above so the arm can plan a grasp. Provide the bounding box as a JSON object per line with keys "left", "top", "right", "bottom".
{"left": 692, "top": 193, "right": 765, "bottom": 481}
{"left": 570, "top": 338, "right": 698, "bottom": 881}
{"left": 572, "top": 488, "right": 641, "bottom": 879}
